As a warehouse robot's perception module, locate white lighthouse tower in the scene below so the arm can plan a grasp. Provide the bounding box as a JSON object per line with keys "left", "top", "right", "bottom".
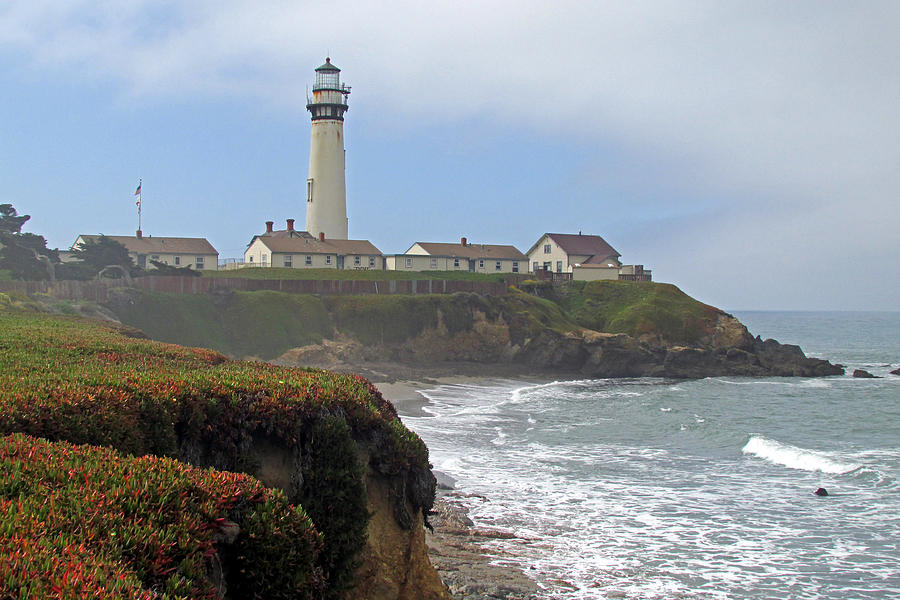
{"left": 305, "top": 57, "right": 350, "bottom": 240}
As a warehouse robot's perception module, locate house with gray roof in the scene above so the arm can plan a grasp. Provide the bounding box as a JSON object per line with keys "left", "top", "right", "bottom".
{"left": 387, "top": 237, "right": 527, "bottom": 273}
{"left": 73, "top": 233, "right": 218, "bottom": 271}
{"left": 243, "top": 219, "right": 383, "bottom": 270}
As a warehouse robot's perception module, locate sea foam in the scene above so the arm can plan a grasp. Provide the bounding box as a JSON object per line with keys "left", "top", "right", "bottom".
{"left": 742, "top": 435, "right": 861, "bottom": 474}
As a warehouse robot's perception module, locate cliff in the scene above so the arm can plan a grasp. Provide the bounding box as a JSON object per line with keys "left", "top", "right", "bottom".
{"left": 101, "top": 281, "right": 842, "bottom": 378}
{"left": 0, "top": 308, "right": 449, "bottom": 599}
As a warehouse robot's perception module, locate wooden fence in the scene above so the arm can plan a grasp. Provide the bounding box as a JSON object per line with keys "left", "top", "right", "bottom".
{"left": 0, "top": 275, "right": 525, "bottom": 303}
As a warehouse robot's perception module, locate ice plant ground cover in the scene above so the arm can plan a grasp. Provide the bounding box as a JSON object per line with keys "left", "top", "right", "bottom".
{"left": 0, "top": 307, "right": 433, "bottom": 596}
{"left": 0, "top": 309, "right": 427, "bottom": 469}
{"left": 0, "top": 433, "right": 323, "bottom": 599}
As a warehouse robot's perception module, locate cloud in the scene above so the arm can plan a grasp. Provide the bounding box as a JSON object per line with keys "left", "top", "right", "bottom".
{"left": 2, "top": 1, "right": 898, "bottom": 308}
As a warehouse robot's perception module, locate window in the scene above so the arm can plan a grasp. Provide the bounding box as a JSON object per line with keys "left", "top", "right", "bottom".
{"left": 405, "top": 257, "right": 412, "bottom": 268}
{"left": 478, "top": 259, "right": 484, "bottom": 269}
{"left": 453, "top": 258, "right": 460, "bottom": 268}
{"left": 430, "top": 257, "right": 437, "bottom": 269}
{"left": 306, "top": 178, "right": 314, "bottom": 203}
{"left": 354, "top": 255, "right": 361, "bottom": 266}
{"left": 284, "top": 255, "right": 293, "bottom": 268}
{"left": 533, "top": 261, "right": 539, "bottom": 272}
{"left": 249, "top": 256, "right": 254, "bottom": 263}
{"left": 544, "top": 244, "right": 552, "bottom": 254}
{"left": 195, "top": 256, "right": 205, "bottom": 270}
{"left": 495, "top": 261, "right": 501, "bottom": 271}
{"left": 174, "top": 256, "right": 181, "bottom": 266}
{"left": 556, "top": 261, "right": 562, "bottom": 273}
{"left": 513, "top": 261, "right": 519, "bottom": 273}
{"left": 325, "top": 255, "right": 332, "bottom": 265}
{"left": 543, "top": 261, "right": 551, "bottom": 271}
{"left": 305, "top": 255, "right": 312, "bottom": 266}
{"left": 262, "top": 254, "right": 268, "bottom": 265}
{"left": 369, "top": 256, "right": 376, "bottom": 267}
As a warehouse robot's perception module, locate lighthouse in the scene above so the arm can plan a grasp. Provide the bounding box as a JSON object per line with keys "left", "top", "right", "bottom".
{"left": 305, "top": 57, "right": 350, "bottom": 240}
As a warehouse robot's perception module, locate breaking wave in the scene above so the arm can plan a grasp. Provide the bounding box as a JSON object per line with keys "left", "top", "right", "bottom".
{"left": 742, "top": 435, "right": 861, "bottom": 474}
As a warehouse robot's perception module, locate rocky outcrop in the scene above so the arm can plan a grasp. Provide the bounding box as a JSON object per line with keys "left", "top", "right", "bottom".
{"left": 101, "top": 284, "right": 843, "bottom": 379}
{"left": 514, "top": 327, "right": 842, "bottom": 378}
{"left": 852, "top": 369, "right": 879, "bottom": 378}
{"left": 283, "top": 318, "right": 843, "bottom": 380}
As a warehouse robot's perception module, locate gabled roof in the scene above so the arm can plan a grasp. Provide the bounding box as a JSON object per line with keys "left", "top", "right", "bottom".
{"left": 252, "top": 230, "right": 381, "bottom": 256}
{"left": 75, "top": 235, "right": 218, "bottom": 255}
{"left": 527, "top": 233, "right": 620, "bottom": 260}
{"left": 411, "top": 242, "right": 527, "bottom": 261}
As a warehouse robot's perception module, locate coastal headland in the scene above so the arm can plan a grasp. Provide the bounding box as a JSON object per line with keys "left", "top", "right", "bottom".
{"left": 95, "top": 279, "right": 844, "bottom": 379}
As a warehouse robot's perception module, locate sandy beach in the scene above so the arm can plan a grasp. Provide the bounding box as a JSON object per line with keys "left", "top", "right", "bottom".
{"left": 375, "top": 377, "right": 545, "bottom": 600}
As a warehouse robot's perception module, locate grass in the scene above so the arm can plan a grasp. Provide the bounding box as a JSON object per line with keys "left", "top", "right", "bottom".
{"left": 552, "top": 280, "right": 721, "bottom": 345}
{"left": 205, "top": 267, "right": 510, "bottom": 282}
{"left": 104, "top": 287, "right": 582, "bottom": 358}
{"left": 107, "top": 290, "right": 332, "bottom": 359}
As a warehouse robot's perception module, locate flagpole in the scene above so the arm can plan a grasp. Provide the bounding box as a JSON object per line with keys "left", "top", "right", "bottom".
{"left": 137, "top": 178, "right": 142, "bottom": 233}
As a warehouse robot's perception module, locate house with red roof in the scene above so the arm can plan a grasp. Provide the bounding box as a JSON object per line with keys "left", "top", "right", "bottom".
{"left": 526, "top": 232, "right": 650, "bottom": 281}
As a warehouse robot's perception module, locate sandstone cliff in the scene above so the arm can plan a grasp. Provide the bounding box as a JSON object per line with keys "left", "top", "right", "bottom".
{"left": 103, "top": 281, "right": 842, "bottom": 379}
{"left": 278, "top": 285, "right": 843, "bottom": 379}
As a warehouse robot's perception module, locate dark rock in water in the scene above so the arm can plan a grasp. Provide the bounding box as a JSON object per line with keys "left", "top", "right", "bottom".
{"left": 434, "top": 470, "right": 457, "bottom": 491}
{"left": 852, "top": 369, "right": 879, "bottom": 378}
{"left": 814, "top": 488, "right": 829, "bottom": 497}
{"left": 890, "top": 367, "right": 900, "bottom": 376}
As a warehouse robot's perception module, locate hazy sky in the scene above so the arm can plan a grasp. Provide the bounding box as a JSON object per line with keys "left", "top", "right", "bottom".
{"left": 1, "top": 1, "right": 898, "bottom": 310}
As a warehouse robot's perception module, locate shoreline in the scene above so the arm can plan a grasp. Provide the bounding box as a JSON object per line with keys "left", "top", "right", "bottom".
{"left": 376, "top": 376, "right": 545, "bottom": 600}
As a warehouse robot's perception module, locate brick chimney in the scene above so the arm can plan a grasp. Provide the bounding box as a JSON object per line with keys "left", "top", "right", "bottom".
{"left": 286, "top": 218, "right": 295, "bottom": 231}
{"left": 265, "top": 221, "right": 274, "bottom": 233}
{"left": 319, "top": 232, "right": 325, "bottom": 241}
{"left": 461, "top": 236, "right": 467, "bottom": 246}
{"left": 136, "top": 229, "right": 142, "bottom": 239}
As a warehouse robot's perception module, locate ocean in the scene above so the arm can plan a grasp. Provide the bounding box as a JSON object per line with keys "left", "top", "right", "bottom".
{"left": 401, "top": 311, "right": 900, "bottom": 599}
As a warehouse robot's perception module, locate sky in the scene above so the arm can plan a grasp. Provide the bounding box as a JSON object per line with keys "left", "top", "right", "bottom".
{"left": 1, "top": 1, "right": 898, "bottom": 311}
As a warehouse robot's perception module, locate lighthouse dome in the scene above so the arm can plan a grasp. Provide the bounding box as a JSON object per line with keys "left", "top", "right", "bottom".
{"left": 315, "top": 57, "right": 341, "bottom": 72}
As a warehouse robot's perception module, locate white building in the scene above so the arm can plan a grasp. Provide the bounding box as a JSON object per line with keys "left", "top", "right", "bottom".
{"left": 527, "top": 233, "right": 621, "bottom": 276}
{"left": 72, "top": 234, "right": 218, "bottom": 271}
{"left": 387, "top": 237, "right": 527, "bottom": 274}
{"left": 244, "top": 219, "right": 382, "bottom": 270}
{"left": 305, "top": 58, "right": 351, "bottom": 241}
{"left": 526, "top": 232, "right": 651, "bottom": 281}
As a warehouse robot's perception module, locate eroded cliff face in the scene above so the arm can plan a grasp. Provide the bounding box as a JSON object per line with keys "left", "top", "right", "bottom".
{"left": 352, "top": 460, "right": 449, "bottom": 600}
{"left": 181, "top": 433, "right": 448, "bottom": 600}
{"left": 102, "top": 283, "right": 842, "bottom": 378}
{"left": 279, "top": 302, "right": 842, "bottom": 379}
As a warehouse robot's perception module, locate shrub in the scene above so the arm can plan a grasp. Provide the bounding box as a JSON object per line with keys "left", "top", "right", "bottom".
{"left": 0, "top": 433, "right": 324, "bottom": 599}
